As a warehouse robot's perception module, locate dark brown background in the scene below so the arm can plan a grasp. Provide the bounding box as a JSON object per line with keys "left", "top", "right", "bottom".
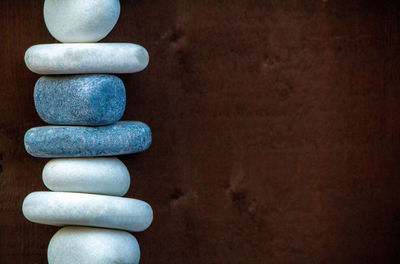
{"left": 1, "top": 0, "right": 400, "bottom": 263}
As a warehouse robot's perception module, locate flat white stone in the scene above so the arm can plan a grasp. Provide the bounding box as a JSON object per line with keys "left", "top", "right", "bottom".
{"left": 48, "top": 226, "right": 140, "bottom": 264}
{"left": 25, "top": 43, "right": 149, "bottom": 74}
{"left": 43, "top": 158, "right": 130, "bottom": 196}
{"left": 22, "top": 192, "right": 153, "bottom": 232}
{"left": 44, "top": 0, "right": 120, "bottom": 43}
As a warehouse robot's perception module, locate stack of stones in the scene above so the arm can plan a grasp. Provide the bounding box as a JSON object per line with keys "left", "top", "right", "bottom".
{"left": 21, "top": 1, "right": 152, "bottom": 263}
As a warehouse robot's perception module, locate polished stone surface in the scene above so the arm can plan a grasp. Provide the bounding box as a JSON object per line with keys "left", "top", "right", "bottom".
{"left": 24, "top": 121, "right": 151, "bottom": 158}
{"left": 34, "top": 75, "right": 125, "bottom": 126}
{"left": 48, "top": 227, "right": 140, "bottom": 264}
{"left": 43, "top": 157, "right": 130, "bottom": 196}
{"left": 22, "top": 191, "right": 153, "bottom": 232}
{"left": 44, "top": 0, "right": 120, "bottom": 43}
{"left": 25, "top": 43, "right": 149, "bottom": 74}
{"left": 3, "top": 1, "right": 400, "bottom": 263}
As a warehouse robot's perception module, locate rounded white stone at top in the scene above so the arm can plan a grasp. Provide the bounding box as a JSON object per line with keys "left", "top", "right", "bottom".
{"left": 22, "top": 191, "right": 153, "bottom": 232}
{"left": 44, "top": 0, "right": 121, "bottom": 43}
{"left": 24, "top": 43, "right": 149, "bottom": 74}
{"left": 48, "top": 226, "right": 140, "bottom": 264}
{"left": 43, "top": 157, "right": 130, "bottom": 196}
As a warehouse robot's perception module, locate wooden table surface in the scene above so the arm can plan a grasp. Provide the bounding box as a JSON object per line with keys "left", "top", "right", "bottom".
{"left": 1, "top": 0, "right": 400, "bottom": 263}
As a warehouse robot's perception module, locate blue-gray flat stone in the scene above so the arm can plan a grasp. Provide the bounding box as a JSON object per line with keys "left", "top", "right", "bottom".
{"left": 24, "top": 121, "right": 151, "bottom": 158}
{"left": 34, "top": 75, "right": 126, "bottom": 126}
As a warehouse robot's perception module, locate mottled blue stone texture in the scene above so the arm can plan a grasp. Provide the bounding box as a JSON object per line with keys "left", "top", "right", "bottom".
{"left": 24, "top": 121, "right": 152, "bottom": 158}
{"left": 34, "top": 75, "right": 126, "bottom": 126}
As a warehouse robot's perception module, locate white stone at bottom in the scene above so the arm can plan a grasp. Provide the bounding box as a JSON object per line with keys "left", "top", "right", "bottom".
{"left": 22, "top": 191, "right": 153, "bottom": 232}
{"left": 48, "top": 226, "right": 140, "bottom": 264}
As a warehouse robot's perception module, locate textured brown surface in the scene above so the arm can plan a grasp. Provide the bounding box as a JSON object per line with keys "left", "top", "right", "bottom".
{"left": 1, "top": 0, "right": 400, "bottom": 263}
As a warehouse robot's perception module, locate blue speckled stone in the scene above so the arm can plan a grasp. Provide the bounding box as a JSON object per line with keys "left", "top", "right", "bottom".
{"left": 24, "top": 121, "right": 151, "bottom": 158}
{"left": 34, "top": 75, "right": 126, "bottom": 126}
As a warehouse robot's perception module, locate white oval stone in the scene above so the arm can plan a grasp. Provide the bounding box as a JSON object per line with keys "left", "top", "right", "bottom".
{"left": 43, "top": 158, "right": 130, "bottom": 196}
{"left": 25, "top": 43, "right": 149, "bottom": 74}
{"left": 48, "top": 226, "right": 140, "bottom": 264}
{"left": 44, "top": 0, "right": 120, "bottom": 43}
{"left": 22, "top": 192, "right": 153, "bottom": 232}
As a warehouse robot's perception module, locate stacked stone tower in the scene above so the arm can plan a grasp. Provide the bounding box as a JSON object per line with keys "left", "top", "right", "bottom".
{"left": 22, "top": 1, "right": 152, "bottom": 263}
